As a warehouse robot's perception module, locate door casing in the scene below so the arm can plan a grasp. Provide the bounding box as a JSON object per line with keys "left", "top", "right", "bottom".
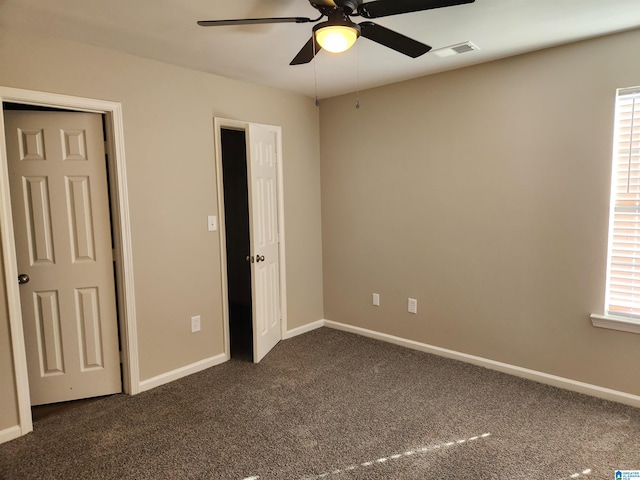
{"left": 213, "top": 118, "right": 288, "bottom": 361}
{"left": 0, "top": 87, "right": 139, "bottom": 440}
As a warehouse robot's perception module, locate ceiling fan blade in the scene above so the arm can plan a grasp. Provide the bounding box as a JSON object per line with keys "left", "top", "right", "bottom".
{"left": 197, "top": 17, "right": 314, "bottom": 27}
{"left": 359, "top": 21, "right": 431, "bottom": 57}
{"left": 358, "top": 0, "right": 475, "bottom": 19}
{"left": 290, "top": 37, "right": 323, "bottom": 65}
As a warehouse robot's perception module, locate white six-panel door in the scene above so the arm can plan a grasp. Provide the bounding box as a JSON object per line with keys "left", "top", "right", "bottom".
{"left": 247, "top": 124, "right": 281, "bottom": 363}
{"left": 5, "top": 111, "right": 121, "bottom": 405}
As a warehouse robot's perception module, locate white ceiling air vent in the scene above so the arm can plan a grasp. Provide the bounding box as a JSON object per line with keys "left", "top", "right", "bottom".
{"left": 432, "top": 41, "right": 480, "bottom": 58}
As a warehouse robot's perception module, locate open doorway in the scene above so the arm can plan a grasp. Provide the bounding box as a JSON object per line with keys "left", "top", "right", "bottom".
{"left": 220, "top": 128, "right": 253, "bottom": 361}
{"left": 2, "top": 102, "right": 121, "bottom": 418}
{"left": 0, "top": 87, "right": 139, "bottom": 442}
{"left": 214, "top": 118, "right": 287, "bottom": 364}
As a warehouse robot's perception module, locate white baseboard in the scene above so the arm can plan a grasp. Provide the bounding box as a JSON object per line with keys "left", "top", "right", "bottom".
{"left": 0, "top": 425, "right": 23, "bottom": 445}
{"left": 284, "top": 319, "right": 325, "bottom": 339}
{"left": 324, "top": 320, "right": 640, "bottom": 409}
{"left": 138, "top": 353, "right": 227, "bottom": 393}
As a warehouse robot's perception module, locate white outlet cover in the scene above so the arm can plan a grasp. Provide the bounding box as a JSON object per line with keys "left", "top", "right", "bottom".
{"left": 408, "top": 298, "right": 418, "bottom": 314}
{"left": 207, "top": 215, "right": 217, "bottom": 232}
{"left": 191, "top": 315, "right": 201, "bottom": 332}
{"left": 373, "top": 293, "right": 380, "bottom": 306}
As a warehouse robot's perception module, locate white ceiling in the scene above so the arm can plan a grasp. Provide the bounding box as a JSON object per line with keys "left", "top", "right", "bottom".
{"left": 1, "top": 0, "right": 639, "bottom": 99}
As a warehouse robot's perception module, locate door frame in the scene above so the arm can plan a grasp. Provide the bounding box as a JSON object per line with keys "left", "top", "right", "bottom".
{"left": 0, "top": 87, "right": 140, "bottom": 439}
{"left": 213, "top": 117, "right": 288, "bottom": 360}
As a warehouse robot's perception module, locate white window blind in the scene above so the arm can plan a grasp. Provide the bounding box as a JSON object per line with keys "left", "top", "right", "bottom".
{"left": 606, "top": 86, "right": 640, "bottom": 318}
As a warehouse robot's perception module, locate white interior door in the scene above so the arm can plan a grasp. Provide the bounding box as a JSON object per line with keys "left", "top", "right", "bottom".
{"left": 247, "top": 124, "right": 281, "bottom": 363}
{"left": 5, "top": 110, "right": 121, "bottom": 405}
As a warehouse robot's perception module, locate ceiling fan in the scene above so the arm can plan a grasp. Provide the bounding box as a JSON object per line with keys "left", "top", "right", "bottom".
{"left": 198, "top": 0, "right": 476, "bottom": 65}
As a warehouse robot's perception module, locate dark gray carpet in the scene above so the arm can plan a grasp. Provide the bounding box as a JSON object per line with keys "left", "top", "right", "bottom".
{"left": 1, "top": 327, "right": 639, "bottom": 479}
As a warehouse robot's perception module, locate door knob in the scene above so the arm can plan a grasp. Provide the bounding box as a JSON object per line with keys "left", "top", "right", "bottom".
{"left": 18, "top": 274, "right": 30, "bottom": 285}
{"left": 245, "top": 255, "right": 254, "bottom": 263}
{"left": 256, "top": 255, "right": 265, "bottom": 263}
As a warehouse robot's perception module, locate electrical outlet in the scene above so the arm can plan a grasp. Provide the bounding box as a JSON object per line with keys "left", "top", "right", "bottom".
{"left": 408, "top": 298, "right": 417, "bottom": 314}
{"left": 373, "top": 293, "right": 380, "bottom": 306}
{"left": 191, "top": 315, "right": 201, "bottom": 333}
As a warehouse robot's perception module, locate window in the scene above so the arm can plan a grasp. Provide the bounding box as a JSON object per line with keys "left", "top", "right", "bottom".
{"left": 605, "top": 86, "right": 640, "bottom": 319}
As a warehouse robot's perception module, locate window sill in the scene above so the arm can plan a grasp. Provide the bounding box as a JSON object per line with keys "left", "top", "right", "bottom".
{"left": 590, "top": 313, "right": 640, "bottom": 335}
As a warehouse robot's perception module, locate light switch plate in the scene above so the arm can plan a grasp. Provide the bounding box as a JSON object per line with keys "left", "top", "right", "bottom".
{"left": 207, "top": 215, "right": 217, "bottom": 232}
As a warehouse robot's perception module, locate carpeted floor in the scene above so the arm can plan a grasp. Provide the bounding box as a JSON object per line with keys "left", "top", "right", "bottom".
{"left": 1, "top": 327, "right": 639, "bottom": 479}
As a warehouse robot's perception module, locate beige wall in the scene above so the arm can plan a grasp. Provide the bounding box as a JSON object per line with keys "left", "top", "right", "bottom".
{"left": 0, "top": 28, "right": 323, "bottom": 433}
{"left": 320, "top": 28, "right": 640, "bottom": 396}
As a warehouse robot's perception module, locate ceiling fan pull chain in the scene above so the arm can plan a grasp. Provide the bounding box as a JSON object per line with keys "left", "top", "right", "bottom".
{"left": 313, "top": 35, "right": 320, "bottom": 107}
{"left": 355, "top": 39, "right": 361, "bottom": 110}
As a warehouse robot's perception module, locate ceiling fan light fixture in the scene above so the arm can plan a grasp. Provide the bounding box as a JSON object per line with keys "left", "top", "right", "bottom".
{"left": 314, "top": 23, "right": 360, "bottom": 53}
{"left": 199, "top": 0, "right": 476, "bottom": 65}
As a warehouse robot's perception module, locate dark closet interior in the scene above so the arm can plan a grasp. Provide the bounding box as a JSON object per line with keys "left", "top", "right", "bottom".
{"left": 220, "top": 128, "right": 253, "bottom": 361}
